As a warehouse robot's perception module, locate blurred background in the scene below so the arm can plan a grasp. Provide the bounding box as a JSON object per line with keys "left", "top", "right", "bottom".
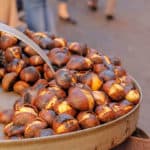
{"left": 0, "top": 0, "right": 150, "bottom": 135}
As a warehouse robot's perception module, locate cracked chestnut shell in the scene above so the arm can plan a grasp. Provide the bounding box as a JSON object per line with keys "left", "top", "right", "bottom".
{"left": 67, "top": 86, "right": 95, "bottom": 111}
{"left": 95, "top": 105, "right": 115, "bottom": 122}
{"left": 68, "top": 42, "right": 88, "bottom": 56}
{"left": 54, "top": 101, "right": 77, "bottom": 117}
{"left": 0, "top": 109, "right": 14, "bottom": 124}
{"left": 24, "top": 118, "right": 47, "bottom": 138}
{"left": 92, "top": 91, "right": 109, "bottom": 105}
{"left": 80, "top": 72, "right": 103, "bottom": 90}
{"left": 67, "top": 56, "right": 92, "bottom": 71}
{"left": 2, "top": 72, "right": 18, "bottom": 91}
{"left": 55, "top": 69, "right": 77, "bottom": 89}
{"left": 13, "top": 81, "right": 30, "bottom": 95}
{"left": 0, "top": 32, "right": 18, "bottom": 49}
{"left": 52, "top": 114, "right": 79, "bottom": 134}
{"left": 4, "top": 122, "right": 24, "bottom": 137}
{"left": 5, "top": 46, "right": 21, "bottom": 62}
{"left": 13, "top": 105, "right": 38, "bottom": 126}
{"left": 39, "top": 110, "right": 56, "bottom": 126}
{"left": 20, "top": 66, "right": 40, "bottom": 83}
{"left": 77, "top": 111, "right": 100, "bottom": 129}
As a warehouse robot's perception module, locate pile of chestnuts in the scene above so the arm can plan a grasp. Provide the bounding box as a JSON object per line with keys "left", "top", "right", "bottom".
{"left": 0, "top": 29, "right": 140, "bottom": 140}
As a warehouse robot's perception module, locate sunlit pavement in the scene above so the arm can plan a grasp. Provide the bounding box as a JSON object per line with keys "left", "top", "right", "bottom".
{"left": 49, "top": 0, "right": 150, "bottom": 135}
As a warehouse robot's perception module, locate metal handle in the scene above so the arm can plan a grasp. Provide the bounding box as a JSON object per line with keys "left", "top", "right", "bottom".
{"left": 0, "top": 23, "right": 55, "bottom": 74}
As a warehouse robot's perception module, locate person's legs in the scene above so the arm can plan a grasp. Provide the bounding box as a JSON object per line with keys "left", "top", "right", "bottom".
{"left": 87, "top": 0, "right": 98, "bottom": 11}
{"left": 22, "top": 0, "right": 48, "bottom": 31}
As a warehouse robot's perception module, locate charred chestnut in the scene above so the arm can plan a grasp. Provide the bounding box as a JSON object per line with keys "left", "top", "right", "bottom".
{"left": 52, "top": 114, "right": 79, "bottom": 134}
{"left": 20, "top": 66, "right": 40, "bottom": 83}
{"left": 77, "top": 111, "right": 100, "bottom": 129}
{"left": 67, "top": 86, "right": 95, "bottom": 111}
{"left": 95, "top": 105, "right": 115, "bottom": 122}
{"left": 2, "top": 72, "right": 18, "bottom": 91}
{"left": 39, "top": 110, "right": 56, "bottom": 126}
{"left": 0, "top": 109, "right": 14, "bottom": 124}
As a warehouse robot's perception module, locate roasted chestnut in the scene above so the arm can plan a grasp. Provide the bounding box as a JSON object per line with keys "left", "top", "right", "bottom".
{"left": 109, "top": 56, "right": 121, "bottom": 66}
{"left": 93, "top": 64, "right": 106, "bottom": 74}
{"left": 0, "top": 32, "right": 18, "bottom": 49}
{"left": 24, "top": 118, "right": 47, "bottom": 138}
{"left": 43, "top": 64, "right": 54, "bottom": 81}
{"left": 5, "top": 46, "right": 21, "bottom": 62}
{"left": 92, "top": 91, "right": 109, "bottom": 105}
{"left": 0, "top": 68, "right": 6, "bottom": 79}
{"left": 125, "top": 89, "right": 140, "bottom": 104}
{"left": 55, "top": 69, "right": 77, "bottom": 89}
{"left": 6, "top": 58, "right": 26, "bottom": 74}
{"left": 48, "top": 48, "right": 70, "bottom": 67}
{"left": 13, "top": 98, "right": 24, "bottom": 111}
{"left": 33, "top": 79, "right": 48, "bottom": 90}
{"left": 54, "top": 101, "right": 76, "bottom": 116}
{"left": 34, "top": 128, "right": 55, "bottom": 137}
{"left": 95, "top": 105, "right": 115, "bottom": 122}
{"left": 99, "top": 70, "right": 116, "bottom": 81}
{"left": 67, "top": 86, "right": 95, "bottom": 111}
{"left": 53, "top": 38, "right": 67, "bottom": 48}
{"left": 103, "top": 80, "right": 125, "bottom": 101}
{"left": 120, "top": 100, "right": 134, "bottom": 113}
{"left": 77, "top": 111, "right": 100, "bottom": 129}
{"left": 80, "top": 72, "right": 103, "bottom": 90}
{"left": 13, "top": 81, "right": 30, "bottom": 95}
{"left": 67, "top": 56, "right": 92, "bottom": 71}
{"left": 24, "top": 46, "right": 37, "bottom": 56}
{"left": 68, "top": 42, "right": 88, "bottom": 56}
{"left": 29, "top": 55, "right": 44, "bottom": 66}
{"left": 39, "top": 110, "right": 56, "bottom": 126}
{"left": 87, "top": 52, "right": 103, "bottom": 64}
{"left": 52, "top": 114, "right": 79, "bottom": 134}
{"left": 0, "top": 109, "right": 14, "bottom": 124}
{"left": 114, "top": 66, "right": 126, "bottom": 77}
{"left": 4, "top": 122, "right": 24, "bottom": 137}
{"left": 13, "top": 105, "right": 38, "bottom": 126}
{"left": 2, "top": 72, "right": 18, "bottom": 91}
{"left": 20, "top": 66, "right": 40, "bottom": 83}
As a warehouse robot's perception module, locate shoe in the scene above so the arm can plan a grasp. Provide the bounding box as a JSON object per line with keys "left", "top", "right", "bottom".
{"left": 59, "top": 16, "right": 77, "bottom": 25}
{"left": 87, "top": 0, "right": 98, "bottom": 11}
{"left": 106, "top": 15, "right": 115, "bottom": 21}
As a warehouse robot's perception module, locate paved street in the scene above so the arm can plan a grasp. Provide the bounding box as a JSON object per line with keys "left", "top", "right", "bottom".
{"left": 49, "top": 0, "right": 150, "bottom": 135}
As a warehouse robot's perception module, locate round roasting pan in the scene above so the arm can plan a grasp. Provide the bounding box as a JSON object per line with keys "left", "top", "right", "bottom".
{"left": 0, "top": 78, "right": 142, "bottom": 150}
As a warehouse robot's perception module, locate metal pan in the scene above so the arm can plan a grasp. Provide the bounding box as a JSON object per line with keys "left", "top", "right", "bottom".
{"left": 0, "top": 78, "right": 142, "bottom": 150}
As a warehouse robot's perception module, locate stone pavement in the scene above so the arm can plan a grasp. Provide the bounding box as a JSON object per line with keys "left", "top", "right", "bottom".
{"left": 49, "top": 0, "right": 150, "bottom": 135}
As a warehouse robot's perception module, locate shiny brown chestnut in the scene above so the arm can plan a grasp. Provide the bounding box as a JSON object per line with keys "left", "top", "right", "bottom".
{"left": 29, "top": 55, "right": 44, "bottom": 66}
{"left": 92, "top": 91, "right": 109, "bottom": 105}
{"left": 53, "top": 37, "right": 67, "bottom": 48}
{"left": 0, "top": 32, "right": 18, "bottom": 49}
{"left": 2, "top": 72, "right": 18, "bottom": 91}
{"left": 24, "top": 118, "right": 47, "bottom": 138}
{"left": 77, "top": 111, "right": 100, "bottom": 129}
{"left": 55, "top": 69, "right": 77, "bottom": 89}
{"left": 0, "top": 68, "right": 6, "bottom": 79}
{"left": 5, "top": 46, "right": 21, "bottom": 62}
{"left": 95, "top": 105, "right": 115, "bottom": 122}
{"left": 87, "top": 52, "right": 103, "bottom": 64}
{"left": 34, "top": 128, "right": 55, "bottom": 137}
{"left": 24, "top": 46, "right": 37, "bottom": 56}
{"left": 33, "top": 79, "right": 48, "bottom": 90}
{"left": 13, "top": 98, "right": 24, "bottom": 111}
{"left": 6, "top": 58, "right": 26, "bottom": 74}
{"left": 34, "top": 93, "right": 58, "bottom": 110}
{"left": 54, "top": 101, "right": 76, "bottom": 116}
{"left": 67, "top": 86, "right": 95, "bottom": 111}
{"left": 52, "top": 114, "right": 79, "bottom": 134}
{"left": 80, "top": 72, "right": 103, "bottom": 90}
{"left": 39, "top": 110, "right": 56, "bottom": 126}
{"left": 4, "top": 122, "right": 24, "bottom": 137}
{"left": 99, "top": 70, "right": 116, "bottom": 81}
{"left": 13, "top": 105, "right": 38, "bottom": 126}
{"left": 43, "top": 64, "right": 54, "bottom": 81}
{"left": 109, "top": 56, "right": 121, "bottom": 66}
{"left": 48, "top": 48, "right": 70, "bottom": 67}
{"left": 114, "top": 66, "right": 126, "bottom": 78}
{"left": 0, "top": 109, "right": 14, "bottom": 124}
{"left": 103, "top": 80, "right": 125, "bottom": 101}
{"left": 68, "top": 42, "right": 88, "bottom": 56}
{"left": 93, "top": 64, "right": 106, "bottom": 74}
{"left": 66, "top": 56, "right": 92, "bottom": 71}
{"left": 20, "top": 66, "right": 40, "bottom": 83}
{"left": 120, "top": 100, "right": 134, "bottom": 113}
{"left": 13, "top": 81, "right": 30, "bottom": 95}
{"left": 125, "top": 89, "right": 140, "bottom": 104}
{"left": 35, "top": 65, "right": 44, "bottom": 73}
